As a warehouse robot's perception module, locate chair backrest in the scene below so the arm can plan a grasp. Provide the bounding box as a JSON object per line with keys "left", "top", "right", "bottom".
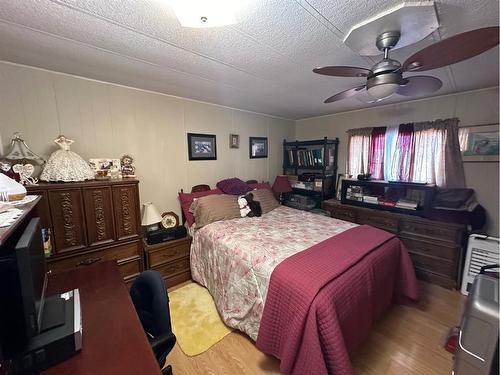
{"left": 191, "top": 184, "right": 210, "bottom": 193}
{"left": 130, "top": 271, "right": 172, "bottom": 338}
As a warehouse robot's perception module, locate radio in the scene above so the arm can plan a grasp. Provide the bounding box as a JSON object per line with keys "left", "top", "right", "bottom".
{"left": 145, "top": 226, "right": 187, "bottom": 245}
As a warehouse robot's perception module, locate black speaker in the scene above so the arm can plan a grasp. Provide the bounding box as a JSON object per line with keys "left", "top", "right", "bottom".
{"left": 145, "top": 226, "right": 187, "bottom": 245}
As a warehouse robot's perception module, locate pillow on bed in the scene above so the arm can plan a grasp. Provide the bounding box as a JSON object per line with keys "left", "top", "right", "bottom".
{"left": 249, "top": 182, "right": 272, "bottom": 191}
{"left": 216, "top": 178, "right": 252, "bottom": 195}
{"left": 251, "top": 188, "right": 280, "bottom": 214}
{"left": 190, "top": 194, "right": 241, "bottom": 228}
{"left": 179, "top": 188, "right": 223, "bottom": 226}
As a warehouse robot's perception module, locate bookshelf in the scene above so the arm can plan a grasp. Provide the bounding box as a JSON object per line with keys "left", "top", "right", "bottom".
{"left": 282, "top": 137, "right": 339, "bottom": 209}
{"left": 340, "top": 179, "right": 436, "bottom": 216}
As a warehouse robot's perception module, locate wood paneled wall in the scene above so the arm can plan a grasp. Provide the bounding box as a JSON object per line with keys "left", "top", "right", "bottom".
{"left": 0, "top": 62, "right": 294, "bottom": 217}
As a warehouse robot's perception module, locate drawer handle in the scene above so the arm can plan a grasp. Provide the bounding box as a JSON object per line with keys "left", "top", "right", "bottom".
{"left": 76, "top": 257, "right": 102, "bottom": 266}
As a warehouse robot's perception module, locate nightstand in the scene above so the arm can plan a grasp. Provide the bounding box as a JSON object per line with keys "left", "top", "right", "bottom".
{"left": 143, "top": 236, "right": 192, "bottom": 288}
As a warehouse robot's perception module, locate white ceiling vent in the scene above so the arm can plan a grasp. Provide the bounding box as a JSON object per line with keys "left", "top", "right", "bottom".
{"left": 344, "top": 1, "right": 439, "bottom": 56}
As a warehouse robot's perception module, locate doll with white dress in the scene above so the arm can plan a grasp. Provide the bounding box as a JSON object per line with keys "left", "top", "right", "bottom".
{"left": 40, "top": 135, "right": 94, "bottom": 182}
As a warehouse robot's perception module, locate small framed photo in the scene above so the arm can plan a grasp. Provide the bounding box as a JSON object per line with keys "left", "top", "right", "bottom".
{"left": 336, "top": 173, "right": 352, "bottom": 200}
{"left": 229, "top": 134, "right": 239, "bottom": 149}
{"left": 249, "top": 137, "right": 268, "bottom": 159}
{"left": 187, "top": 133, "right": 217, "bottom": 161}
{"left": 89, "top": 158, "right": 121, "bottom": 172}
{"left": 461, "top": 124, "right": 499, "bottom": 162}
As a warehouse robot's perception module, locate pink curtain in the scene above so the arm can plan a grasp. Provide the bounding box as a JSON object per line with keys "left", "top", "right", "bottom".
{"left": 368, "top": 127, "right": 386, "bottom": 180}
{"left": 346, "top": 127, "right": 372, "bottom": 176}
{"left": 391, "top": 123, "right": 415, "bottom": 182}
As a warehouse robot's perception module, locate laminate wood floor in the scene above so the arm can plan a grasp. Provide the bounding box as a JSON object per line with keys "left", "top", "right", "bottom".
{"left": 167, "top": 281, "right": 465, "bottom": 375}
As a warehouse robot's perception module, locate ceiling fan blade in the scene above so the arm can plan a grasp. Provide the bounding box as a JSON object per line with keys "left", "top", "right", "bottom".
{"left": 324, "top": 85, "right": 366, "bottom": 103}
{"left": 397, "top": 76, "right": 442, "bottom": 96}
{"left": 313, "top": 66, "right": 372, "bottom": 77}
{"left": 403, "top": 26, "right": 499, "bottom": 72}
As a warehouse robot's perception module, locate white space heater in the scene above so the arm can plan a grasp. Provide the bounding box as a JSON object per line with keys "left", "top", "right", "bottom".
{"left": 460, "top": 234, "right": 500, "bottom": 295}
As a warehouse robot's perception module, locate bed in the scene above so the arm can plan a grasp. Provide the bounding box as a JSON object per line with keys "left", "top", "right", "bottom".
{"left": 184, "top": 186, "right": 419, "bottom": 374}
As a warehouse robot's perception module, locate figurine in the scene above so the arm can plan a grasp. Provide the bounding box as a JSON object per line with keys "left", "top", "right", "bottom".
{"left": 120, "top": 154, "right": 136, "bottom": 178}
{"left": 40, "top": 135, "right": 95, "bottom": 182}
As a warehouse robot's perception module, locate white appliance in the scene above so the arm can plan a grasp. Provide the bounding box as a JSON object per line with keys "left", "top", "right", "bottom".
{"left": 461, "top": 234, "right": 500, "bottom": 295}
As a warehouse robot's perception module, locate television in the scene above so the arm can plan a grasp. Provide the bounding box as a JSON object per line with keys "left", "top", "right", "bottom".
{"left": 0, "top": 217, "right": 48, "bottom": 355}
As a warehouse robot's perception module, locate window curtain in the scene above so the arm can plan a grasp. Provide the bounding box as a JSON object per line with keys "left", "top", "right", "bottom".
{"left": 383, "top": 126, "right": 399, "bottom": 181}
{"left": 393, "top": 118, "right": 465, "bottom": 187}
{"left": 368, "top": 127, "right": 386, "bottom": 180}
{"left": 442, "top": 118, "right": 466, "bottom": 188}
{"left": 412, "top": 121, "right": 446, "bottom": 185}
{"left": 346, "top": 127, "right": 372, "bottom": 176}
{"left": 391, "top": 123, "right": 415, "bottom": 182}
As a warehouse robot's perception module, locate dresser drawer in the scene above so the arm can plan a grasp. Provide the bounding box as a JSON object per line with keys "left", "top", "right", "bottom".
{"left": 48, "top": 241, "right": 141, "bottom": 274}
{"left": 147, "top": 240, "right": 191, "bottom": 268}
{"left": 409, "top": 252, "right": 456, "bottom": 278}
{"left": 357, "top": 212, "right": 399, "bottom": 233}
{"left": 118, "top": 257, "right": 142, "bottom": 279}
{"left": 400, "top": 220, "right": 461, "bottom": 244}
{"left": 400, "top": 236, "right": 458, "bottom": 261}
{"left": 153, "top": 256, "right": 190, "bottom": 280}
{"left": 330, "top": 207, "right": 357, "bottom": 223}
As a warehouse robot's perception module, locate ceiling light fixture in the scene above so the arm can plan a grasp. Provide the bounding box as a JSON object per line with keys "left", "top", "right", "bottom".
{"left": 169, "top": 0, "right": 244, "bottom": 28}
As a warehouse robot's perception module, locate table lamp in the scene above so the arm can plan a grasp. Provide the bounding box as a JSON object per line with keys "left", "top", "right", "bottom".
{"left": 141, "top": 202, "right": 162, "bottom": 232}
{"left": 272, "top": 175, "right": 292, "bottom": 204}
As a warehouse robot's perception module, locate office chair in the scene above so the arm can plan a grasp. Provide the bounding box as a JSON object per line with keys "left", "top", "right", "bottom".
{"left": 130, "top": 271, "right": 176, "bottom": 375}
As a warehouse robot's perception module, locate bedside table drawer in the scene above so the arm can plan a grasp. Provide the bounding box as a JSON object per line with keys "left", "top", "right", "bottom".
{"left": 147, "top": 241, "right": 190, "bottom": 268}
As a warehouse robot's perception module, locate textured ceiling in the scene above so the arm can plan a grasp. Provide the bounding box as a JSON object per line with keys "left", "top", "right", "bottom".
{"left": 0, "top": 0, "right": 498, "bottom": 119}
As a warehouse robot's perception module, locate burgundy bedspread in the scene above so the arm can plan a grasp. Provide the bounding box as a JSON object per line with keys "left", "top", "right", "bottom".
{"left": 255, "top": 225, "right": 419, "bottom": 375}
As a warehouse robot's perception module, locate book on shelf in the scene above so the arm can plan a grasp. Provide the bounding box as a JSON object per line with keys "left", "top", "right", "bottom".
{"left": 363, "top": 195, "right": 379, "bottom": 204}
{"left": 295, "top": 148, "right": 324, "bottom": 167}
{"left": 395, "top": 198, "right": 419, "bottom": 210}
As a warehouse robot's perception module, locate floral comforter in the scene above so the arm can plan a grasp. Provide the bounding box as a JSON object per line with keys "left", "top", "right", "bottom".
{"left": 190, "top": 205, "right": 357, "bottom": 340}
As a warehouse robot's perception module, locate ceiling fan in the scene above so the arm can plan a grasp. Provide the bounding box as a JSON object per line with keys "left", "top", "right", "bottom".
{"left": 313, "top": 26, "right": 499, "bottom": 104}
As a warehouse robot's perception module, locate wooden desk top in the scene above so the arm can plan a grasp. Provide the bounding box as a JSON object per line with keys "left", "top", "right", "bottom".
{"left": 0, "top": 196, "right": 41, "bottom": 246}
{"left": 43, "top": 261, "right": 161, "bottom": 375}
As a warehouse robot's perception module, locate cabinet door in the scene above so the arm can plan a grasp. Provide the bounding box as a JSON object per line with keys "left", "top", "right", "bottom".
{"left": 112, "top": 184, "right": 140, "bottom": 241}
{"left": 48, "top": 189, "right": 87, "bottom": 254}
{"left": 83, "top": 186, "right": 116, "bottom": 246}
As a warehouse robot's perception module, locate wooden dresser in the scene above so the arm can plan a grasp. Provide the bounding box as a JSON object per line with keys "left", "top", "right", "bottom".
{"left": 322, "top": 199, "right": 467, "bottom": 289}
{"left": 27, "top": 179, "right": 143, "bottom": 286}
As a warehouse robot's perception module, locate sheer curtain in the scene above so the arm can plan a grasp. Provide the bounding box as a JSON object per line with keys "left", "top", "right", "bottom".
{"left": 412, "top": 122, "right": 446, "bottom": 185}
{"left": 346, "top": 127, "right": 372, "bottom": 176}
{"left": 383, "top": 126, "right": 399, "bottom": 181}
{"left": 392, "top": 118, "right": 465, "bottom": 187}
{"left": 391, "top": 123, "right": 415, "bottom": 182}
{"left": 368, "top": 127, "right": 386, "bottom": 179}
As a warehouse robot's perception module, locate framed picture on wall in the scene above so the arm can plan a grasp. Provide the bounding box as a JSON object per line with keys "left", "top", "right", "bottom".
{"left": 249, "top": 137, "right": 268, "bottom": 159}
{"left": 187, "top": 133, "right": 217, "bottom": 161}
{"left": 229, "top": 134, "right": 239, "bottom": 149}
{"left": 461, "top": 124, "right": 499, "bottom": 162}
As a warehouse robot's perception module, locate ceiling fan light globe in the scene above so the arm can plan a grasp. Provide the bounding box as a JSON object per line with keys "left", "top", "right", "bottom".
{"left": 367, "top": 83, "right": 399, "bottom": 99}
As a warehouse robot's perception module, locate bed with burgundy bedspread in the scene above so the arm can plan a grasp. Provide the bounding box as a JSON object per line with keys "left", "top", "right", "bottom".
{"left": 188, "top": 203, "right": 419, "bottom": 374}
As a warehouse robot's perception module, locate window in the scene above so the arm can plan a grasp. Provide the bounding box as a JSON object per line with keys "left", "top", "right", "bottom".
{"left": 347, "top": 118, "right": 465, "bottom": 187}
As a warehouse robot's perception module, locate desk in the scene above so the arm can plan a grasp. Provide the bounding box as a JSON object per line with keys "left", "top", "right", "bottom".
{"left": 42, "top": 261, "right": 161, "bottom": 374}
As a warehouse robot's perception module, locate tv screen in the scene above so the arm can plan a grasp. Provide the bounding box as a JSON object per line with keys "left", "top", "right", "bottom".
{"left": 15, "top": 217, "right": 48, "bottom": 338}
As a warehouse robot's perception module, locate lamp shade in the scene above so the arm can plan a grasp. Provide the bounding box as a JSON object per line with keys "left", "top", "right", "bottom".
{"left": 141, "top": 202, "right": 162, "bottom": 226}
{"left": 272, "top": 175, "right": 292, "bottom": 193}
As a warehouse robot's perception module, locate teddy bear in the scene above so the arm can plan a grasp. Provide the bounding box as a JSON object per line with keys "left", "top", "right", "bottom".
{"left": 237, "top": 192, "right": 262, "bottom": 218}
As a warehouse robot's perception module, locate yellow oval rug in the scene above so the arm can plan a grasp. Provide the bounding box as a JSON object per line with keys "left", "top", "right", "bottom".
{"left": 169, "top": 282, "right": 233, "bottom": 356}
